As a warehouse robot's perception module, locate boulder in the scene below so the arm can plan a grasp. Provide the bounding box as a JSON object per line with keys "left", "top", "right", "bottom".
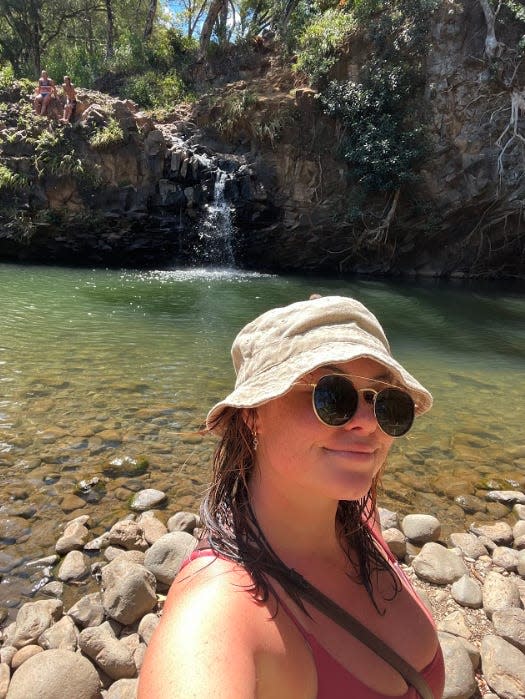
{"left": 143, "top": 531, "right": 197, "bottom": 586}
{"left": 412, "top": 542, "right": 467, "bottom": 585}
{"left": 101, "top": 559, "right": 156, "bottom": 626}
{"left": 78, "top": 622, "right": 136, "bottom": 681}
{"left": 482, "top": 571, "right": 522, "bottom": 619}
{"left": 401, "top": 514, "right": 441, "bottom": 544}
{"left": 481, "top": 635, "right": 525, "bottom": 698}
{"left": 11, "top": 600, "right": 63, "bottom": 648}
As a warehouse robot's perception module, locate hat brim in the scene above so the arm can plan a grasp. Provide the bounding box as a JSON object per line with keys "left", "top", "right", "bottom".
{"left": 206, "top": 341, "right": 432, "bottom": 432}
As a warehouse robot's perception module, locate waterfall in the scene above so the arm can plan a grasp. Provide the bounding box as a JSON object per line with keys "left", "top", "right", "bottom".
{"left": 198, "top": 169, "right": 236, "bottom": 267}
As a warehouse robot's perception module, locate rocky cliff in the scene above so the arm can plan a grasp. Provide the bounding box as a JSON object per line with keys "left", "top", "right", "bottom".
{"left": 0, "top": 0, "right": 524, "bottom": 278}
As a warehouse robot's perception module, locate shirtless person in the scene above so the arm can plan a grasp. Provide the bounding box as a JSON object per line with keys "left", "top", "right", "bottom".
{"left": 33, "top": 70, "right": 58, "bottom": 116}
{"left": 61, "top": 76, "right": 77, "bottom": 123}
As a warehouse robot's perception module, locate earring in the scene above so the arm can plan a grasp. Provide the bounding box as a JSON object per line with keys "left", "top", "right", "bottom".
{"left": 252, "top": 430, "right": 258, "bottom": 452}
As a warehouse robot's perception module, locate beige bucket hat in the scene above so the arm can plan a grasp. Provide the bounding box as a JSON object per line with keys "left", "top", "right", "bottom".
{"left": 206, "top": 295, "right": 432, "bottom": 431}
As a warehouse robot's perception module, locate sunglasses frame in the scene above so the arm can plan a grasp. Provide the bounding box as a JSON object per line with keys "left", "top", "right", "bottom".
{"left": 295, "top": 373, "right": 415, "bottom": 437}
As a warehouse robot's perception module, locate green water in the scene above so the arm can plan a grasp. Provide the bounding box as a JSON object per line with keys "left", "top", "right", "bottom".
{"left": 0, "top": 263, "right": 524, "bottom": 609}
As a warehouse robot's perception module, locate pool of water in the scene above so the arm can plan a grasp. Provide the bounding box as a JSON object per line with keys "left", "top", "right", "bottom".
{"left": 0, "top": 263, "right": 523, "bottom": 611}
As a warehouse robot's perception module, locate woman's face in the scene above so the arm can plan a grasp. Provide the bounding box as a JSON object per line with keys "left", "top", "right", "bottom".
{"left": 254, "top": 358, "right": 395, "bottom": 503}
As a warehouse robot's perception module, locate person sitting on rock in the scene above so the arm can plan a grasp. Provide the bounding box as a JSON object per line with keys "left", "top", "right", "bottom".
{"left": 61, "top": 76, "right": 77, "bottom": 123}
{"left": 33, "top": 70, "right": 58, "bottom": 116}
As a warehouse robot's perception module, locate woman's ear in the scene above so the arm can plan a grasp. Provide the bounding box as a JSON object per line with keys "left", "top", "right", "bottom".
{"left": 241, "top": 408, "right": 259, "bottom": 435}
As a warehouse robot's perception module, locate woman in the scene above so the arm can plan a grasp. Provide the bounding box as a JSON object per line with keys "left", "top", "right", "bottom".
{"left": 61, "top": 76, "right": 77, "bottom": 123}
{"left": 139, "top": 295, "right": 445, "bottom": 699}
{"left": 33, "top": 70, "right": 57, "bottom": 116}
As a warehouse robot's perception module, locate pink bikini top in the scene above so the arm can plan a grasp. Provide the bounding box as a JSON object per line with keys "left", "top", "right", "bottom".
{"left": 183, "top": 527, "right": 445, "bottom": 699}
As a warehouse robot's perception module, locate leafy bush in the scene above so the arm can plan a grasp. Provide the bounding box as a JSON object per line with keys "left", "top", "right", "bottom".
{"left": 89, "top": 118, "right": 125, "bottom": 149}
{"left": 294, "top": 9, "right": 356, "bottom": 85}
{"left": 0, "top": 163, "right": 24, "bottom": 192}
{"left": 123, "top": 69, "right": 188, "bottom": 109}
{"left": 215, "top": 90, "right": 258, "bottom": 136}
{"left": 0, "top": 64, "right": 15, "bottom": 91}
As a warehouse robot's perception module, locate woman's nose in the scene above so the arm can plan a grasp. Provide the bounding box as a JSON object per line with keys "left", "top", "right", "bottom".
{"left": 342, "top": 392, "right": 377, "bottom": 434}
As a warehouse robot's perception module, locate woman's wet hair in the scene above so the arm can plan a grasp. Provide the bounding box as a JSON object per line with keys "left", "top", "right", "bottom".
{"left": 200, "top": 407, "right": 400, "bottom": 611}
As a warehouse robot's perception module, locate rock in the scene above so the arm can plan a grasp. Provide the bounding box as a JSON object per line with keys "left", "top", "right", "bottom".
{"left": 84, "top": 532, "right": 111, "bottom": 551}
{"left": 0, "top": 517, "right": 31, "bottom": 544}
{"left": 78, "top": 622, "right": 136, "bottom": 680}
{"left": 130, "top": 489, "right": 167, "bottom": 512}
{"left": 104, "top": 548, "right": 145, "bottom": 565}
{"left": 492, "top": 608, "right": 525, "bottom": 653}
{"left": 55, "top": 521, "right": 89, "bottom": 554}
{"left": 0, "top": 647, "right": 16, "bottom": 666}
{"left": 449, "top": 532, "right": 488, "bottom": 560}
{"left": 40, "top": 581, "right": 64, "bottom": 598}
{"left": 0, "top": 664, "right": 9, "bottom": 699}
{"left": 492, "top": 546, "right": 519, "bottom": 572}
{"left": 440, "top": 632, "right": 477, "bottom": 699}
{"left": 401, "top": 514, "right": 441, "bottom": 544}
{"left": 486, "top": 490, "right": 525, "bottom": 505}
{"left": 513, "top": 520, "right": 525, "bottom": 540}
{"left": 377, "top": 507, "right": 399, "bottom": 530}
{"left": 437, "top": 610, "right": 471, "bottom": 639}
{"left": 38, "top": 615, "right": 78, "bottom": 651}
{"left": 11, "top": 600, "right": 63, "bottom": 648}
{"left": 5, "top": 648, "right": 101, "bottom": 699}
{"left": 518, "top": 550, "right": 525, "bottom": 576}
{"left": 60, "top": 494, "right": 86, "bottom": 513}
{"left": 106, "top": 521, "right": 148, "bottom": 551}
{"left": 67, "top": 592, "right": 105, "bottom": 629}
{"left": 166, "top": 511, "right": 199, "bottom": 533}
{"left": 381, "top": 528, "right": 406, "bottom": 560}
{"left": 514, "top": 504, "right": 525, "bottom": 520}
{"left": 412, "top": 542, "right": 467, "bottom": 585}
{"left": 101, "top": 559, "right": 157, "bottom": 625}
{"left": 11, "top": 645, "right": 43, "bottom": 669}
{"left": 136, "top": 513, "right": 167, "bottom": 544}
{"left": 143, "top": 531, "right": 197, "bottom": 586}
{"left": 481, "top": 635, "right": 525, "bottom": 698}
{"left": 450, "top": 575, "right": 483, "bottom": 609}
{"left": 57, "top": 550, "right": 89, "bottom": 582}
{"left": 470, "top": 521, "right": 514, "bottom": 546}
{"left": 137, "top": 613, "right": 159, "bottom": 645}
{"left": 105, "top": 678, "right": 138, "bottom": 699}
{"left": 482, "top": 571, "right": 522, "bottom": 619}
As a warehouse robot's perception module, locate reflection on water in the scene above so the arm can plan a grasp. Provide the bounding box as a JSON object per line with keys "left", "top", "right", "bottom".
{"left": 0, "top": 263, "right": 523, "bottom": 609}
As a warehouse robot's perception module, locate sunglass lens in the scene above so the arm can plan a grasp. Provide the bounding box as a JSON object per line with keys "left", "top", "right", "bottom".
{"left": 313, "top": 375, "right": 358, "bottom": 426}
{"left": 375, "top": 388, "right": 414, "bottom": 437}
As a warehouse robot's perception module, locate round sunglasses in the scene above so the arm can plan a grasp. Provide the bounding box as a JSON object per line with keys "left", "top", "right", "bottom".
{"left": 299, "top": 374, "right": 415, "bottom": 437}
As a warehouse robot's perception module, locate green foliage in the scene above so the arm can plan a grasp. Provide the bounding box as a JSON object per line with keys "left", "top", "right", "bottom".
{"left": 0, "top": 63, "right": 14, "bottom": 90}
{"left": 123, "top": 69, "right": 188, "bottom": 109}
{"left": 294, "top": 9, "right": 356, "bottom": 85}
{"left": 0, "top": 163, "right": 24, "bottom": 192}
{"left": 89, "top": 118, "right": 125, "bottom": 150}
{"left": 253, "top": 108, "right": 293, "bottom": 147}
{"left": 215, "top": 89, "right": 258, "bottom": 136}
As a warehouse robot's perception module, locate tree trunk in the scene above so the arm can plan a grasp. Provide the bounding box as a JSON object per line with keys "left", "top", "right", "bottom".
{"left": 143, "top": 0, "right": 157, "bottom": 40}
{"left": 104, "top": 0, "right": 115, "bottom": 59}
{"left": 198, "top": 0, "right": 226, "bottom": 57}
{"left": 28, "top": 0, "right": 41, "bottom": 75}
{"left": 478, "top": 0, "right": 501, "bottom": 58}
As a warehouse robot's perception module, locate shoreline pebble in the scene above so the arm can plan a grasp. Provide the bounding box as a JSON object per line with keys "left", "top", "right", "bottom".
{"left": 0, "top": 492, "right": 524, "bottom": 698}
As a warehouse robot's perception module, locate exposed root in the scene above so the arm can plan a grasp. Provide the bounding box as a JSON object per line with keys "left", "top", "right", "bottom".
{"left": 495, "top": 88, "right": 525, "bottom": 178}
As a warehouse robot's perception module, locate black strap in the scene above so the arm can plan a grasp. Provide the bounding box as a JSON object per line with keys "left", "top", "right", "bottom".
{"left": 269, "top": 564, "right": 434, "bottom": 699}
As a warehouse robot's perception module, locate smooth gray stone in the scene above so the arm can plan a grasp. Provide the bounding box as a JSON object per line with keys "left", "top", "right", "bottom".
{"left": 513, "top": 520, "right": 525, "bottom": 540}
{"left": 136, "top": 513, "right": 167, "bottom": 545}
{"left": 440, "top": 633, "right": 477, "bottom": 699}
{"left": 78, "top": 622, "right": 136, "bottom": 681}
{"left": 470, "top": 521, "right": 513, "bottom": 545}
{"left": 106, "top": 521, "right": 148, "bottom": 552}
{"left": 5, "top": 648, "right": 101, "bottom": 699}
{"left": 105, "top": 678, "right": 138, "bottom": 699}
{"left": 67, "top": 593, "right": 105, "bottom": 629}
{"left": 11, "top": 645, "right": 43, "bottom": 670}
{"left": 401, "top": 514, "right": 441, "bottom": 544}
{"left": 57, "top": 551, "right": 89, "bottom": 582}
{"left": 130, "top": 489, "right": 167, "bottom": 512}
{"left": 486, "top": 490, "right": 525, "bottom": 505}
{"left": 166, "top": 511, "right": 199, "bottom": 534}
{"left": 448, "top": 532, "right": 487, "bottom": 560}
{"left": 101, "top": 559, "right": 156, "bottom": 626}
{"left": 483, "top": 571, "right": 522, "bottom": 619}
{"left": 38, "top": 616, "right": 79, "bottom": 652}
{"left": 518, "top": 549, "right": 525, "bottom": 576}
{"left": 514, "top": 504, "right": 525, "bottom": 520}
{"left": 143, "top": 531, "right": 197, "bottom": 586}
{"left": 11, "top": 600, "right": 63, "bottom": 649}
{"left": 412, "top": 542, "right": 467, "bottom": 585}
{"left": 437, "top": 610, "right": 471, "bottom": 639}
{"left": 377, "top": 507, "right": 399, "bottom": 531}
{"left": 481, "top": 635, "right": 525, "bottom": 698}
{"left": 492, "top": 608, "right": 525, "bottom": 653}
{"left": 39, "top": 581, "right": 64, "bottom": 599}
{"left": 450, "top": 575, "right": 483, "bottom": 609}
{"left": 382, "top": 528, "right": 406, "bottom": 560}
{"left": 137, "top": 613, "right": 159, "bottom": 645}
{"left": 55, "top": 522, "right": 89, "bottom": 554}
{"left": 492, "top": 546, "right": 519, "bottom": 572}
{"left": 0, "top": 664, "right": 9, "bottom": 699}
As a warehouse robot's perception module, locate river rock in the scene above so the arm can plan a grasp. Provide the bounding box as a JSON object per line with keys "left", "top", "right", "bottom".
{"left": 136, "top": 512, "right": 167, "bottom": 544}
{"left": 492, "top": 608, "right": 525, "bottom": 653}
{"left": 55, "top": 521, "right": 89, "bottom": 554}
{"left": 107, "top": 521, "right": 148, "bottom": 551}
{"left": 40, "top": 581, "right": 64, "bottom": 598}
{"left": 513, "top": 520, "right": 525, "bottom": 540}
{"left": 482, "top": 571, "right": 522, "bottom": 619}
{"left": 518, "top": 550, "right": 525, "bottom": 576}
{"left": 67, "top": 592, "right": 105, "bottom": 629}
{"left": 437, "top": 610, "right": 471, "bottom": 639}
{"left": 412, "top": 542, "right": 467, "bottom": 584}
{"left": 440, "top": 632, "right": 477, "bottom": 699}
{"left": 481, "top": 635, "right": 525, "bottom": 698}
{"left": 130, "top": 489, "right": 167, "bottom": 512}
{"left": 492, "top": 546, "right": 519, "bottom": 572}
{"left": 0, "top": 664, "right": 9, "bottom": 699}
{"left": 57, "top": 550, "right": 89, "bottom": 582}
{"left": 0, "top": 647, "right": 16, "bottom": 666}
{"left": 470, "top": 521, "right": 513, "bottom": 545}
{"left": 143, "top": 531, "right": 197, "bottom": 586}
{"left": 448, "top": 532, "right": 488, "bottom": 560}
{"left": 84, "top": 532, "right": 111, "bottom": 551}
{"left": 137, "top": 613, "right": 160, "bottom": 645}
{"left": 450, "top": 574, "right": 483, "bottom": 609}
{"left": 105, "top": 678, "right": 138, "bottom": 699}
{"left": 0, "top": 517, "right": 31, "bottom": 544}
{"left": 401, "top": 514, "right": 441, "bottom": 544}
{"left": 381, "top": 528, "right": 406, "bottom": 560}
{"left": 515, "top": 504, "right": 525, "bottom": 520}
{"left": 11, "top": 600, "right": 63, "bottom": 648}
{"left": 101, "top": 559, "right": 156, "bottom": 625}
{"left": 38, "top": 615, "right": 78, "bottom": 651}
{"left": 11, "top": 645, "right": 43, "bottom": 669}
{"left": 486, "top": 490, "right": 525, "bottom": 505}
{"left": 78, "top": 622, "right": 136, "bottom": 681}
{"left": 167, "top": 511, "right": 199, "bottom": 533}
{"left": 5, "top": 648, "right": 101, "bottom": 699}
